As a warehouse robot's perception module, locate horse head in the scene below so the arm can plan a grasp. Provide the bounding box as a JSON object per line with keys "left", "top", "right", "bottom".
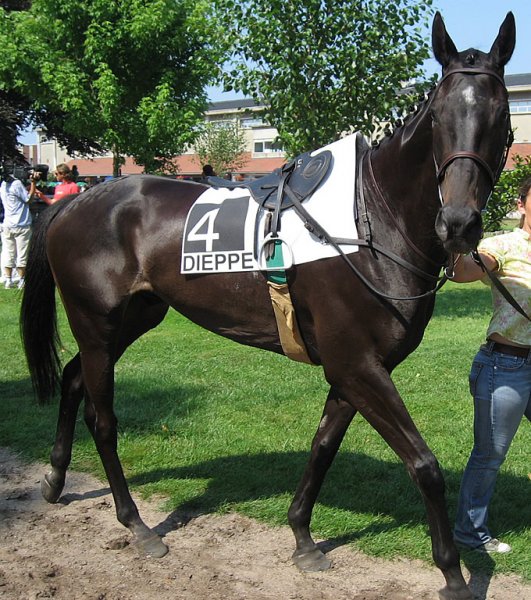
{"left": 431, "top": 11, "right": 515, "bottom": 254}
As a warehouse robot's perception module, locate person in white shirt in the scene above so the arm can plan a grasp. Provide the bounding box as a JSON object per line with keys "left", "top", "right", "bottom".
{"left": 0, "top": 164, "right": 33, "bottom": 289}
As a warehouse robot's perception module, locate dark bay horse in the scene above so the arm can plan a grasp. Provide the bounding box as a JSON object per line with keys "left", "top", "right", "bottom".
{"left": 20, "top": 12, "right": 515, "bottom": 600}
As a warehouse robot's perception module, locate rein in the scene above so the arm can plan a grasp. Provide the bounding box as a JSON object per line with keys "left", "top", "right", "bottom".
{"left": 282, "top": 182, "right": 450, "bottom": 302}
{"left": 472, "top": 251, "right": 531, "bottom": 321}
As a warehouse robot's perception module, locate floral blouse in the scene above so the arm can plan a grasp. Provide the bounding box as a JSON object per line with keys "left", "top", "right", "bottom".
{"left": 479, "top": 227, "right": 531, "bottom": 346}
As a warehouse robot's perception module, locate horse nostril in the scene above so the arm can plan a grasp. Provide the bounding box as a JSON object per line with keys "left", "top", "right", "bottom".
{"left": 435, "top": 206, "right": 482, "bottom": 250}
{"left": 435, "top": 211, "right": 449, "bottom": 241}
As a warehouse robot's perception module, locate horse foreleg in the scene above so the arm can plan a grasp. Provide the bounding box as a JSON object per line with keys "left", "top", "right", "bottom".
{"left": 339, "top": 366, "right": 471, "bottom": 600}
{"left": 288, "top": 386, "right": 356, "bottom": 572}
{"left": 42, "top": 354, "right": 84, "bottom": 503}
{"left": 81, "top": 346, "right": 168, "bottom": 559}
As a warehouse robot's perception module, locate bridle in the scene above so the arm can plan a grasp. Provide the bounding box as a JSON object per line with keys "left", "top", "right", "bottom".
{"left": 432, "top": 67, "right": 513, "bottom": 202}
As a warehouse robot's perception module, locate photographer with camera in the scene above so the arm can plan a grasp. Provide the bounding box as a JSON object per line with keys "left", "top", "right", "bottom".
{"left": 0, "top": 163, "right": 34, "bottom": 289}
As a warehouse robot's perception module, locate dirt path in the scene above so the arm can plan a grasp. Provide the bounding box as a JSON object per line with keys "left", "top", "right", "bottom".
{"left": 0, "top": 448, "right": 528, "bottom": 600}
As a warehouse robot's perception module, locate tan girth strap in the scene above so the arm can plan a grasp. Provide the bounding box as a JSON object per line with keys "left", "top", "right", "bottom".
{"left": 267, "top": 281, "right": 315, "bottom": 365}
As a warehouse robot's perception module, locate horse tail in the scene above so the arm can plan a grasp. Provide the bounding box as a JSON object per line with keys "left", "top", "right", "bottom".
{"left": 20, "top": 200, "right": 73, "bottom": 403}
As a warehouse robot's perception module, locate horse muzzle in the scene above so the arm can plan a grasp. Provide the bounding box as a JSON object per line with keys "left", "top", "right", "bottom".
{"left": 435, "top": 205, "right": 483, "bottom": 253}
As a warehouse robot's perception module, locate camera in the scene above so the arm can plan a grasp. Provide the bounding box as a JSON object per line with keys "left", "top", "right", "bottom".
{"left": 32, "top": 164, "right": 49, "bottom": 182}
{"left": 20, "top": 164, "right": 49, "bottom": 183}
{"left": 1, "top": 162, "right": 49, "bottom": 183}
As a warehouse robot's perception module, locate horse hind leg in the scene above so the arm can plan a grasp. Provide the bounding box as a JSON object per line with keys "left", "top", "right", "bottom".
{"left": 41, "top": 354, "right": 84, "bottom": 503}
{"left": 41, "top": 293, "right": 168, "bottom": 507}
{"left": 288, "top": 387, "right": 356, "bottom": 572}
{"left": 79, "top": 295, "right": 169, "bottom": 558}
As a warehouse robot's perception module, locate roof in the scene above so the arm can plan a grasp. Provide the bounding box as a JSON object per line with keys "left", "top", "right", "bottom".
{"left": 66, "top": 156, "right": 144, "bottom": 177}
{"left": 208, "top": 98, "right": 261, "bottom": 111}
{"left": 505, "top": 73, "right": 531, "bottom": 87}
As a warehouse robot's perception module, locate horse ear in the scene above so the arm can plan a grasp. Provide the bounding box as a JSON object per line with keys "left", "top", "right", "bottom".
{"left": 432, "top": 11, "right": 458, "bottom": 68}
{"left": 489, "top": 12, "right": 516, "bottom": 68}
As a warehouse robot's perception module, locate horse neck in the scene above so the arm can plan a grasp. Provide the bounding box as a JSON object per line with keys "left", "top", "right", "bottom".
{"left": 364, "top": 105, "right": 444, "bottom": 270}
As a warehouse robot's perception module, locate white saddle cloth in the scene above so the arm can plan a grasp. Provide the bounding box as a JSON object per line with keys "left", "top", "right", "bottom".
{"left": 181, "top": 133, "right": 360, "bottom": 275}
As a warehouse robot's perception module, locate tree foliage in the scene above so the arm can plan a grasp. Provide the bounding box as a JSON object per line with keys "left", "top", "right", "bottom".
{"left": 0, "top": 0, "right": 98, "bottom": 161}
{"left": 214, "top": 0, "right": 434, "bottom": 156}
{"left": 0, "top": 0, "right": 226, "bottom": 174}
{"left": 0, "top": 89, "right": 31, "bottom": 162}
{"left": 485, "top": 155, "right": 531, "bottom": 232}
{"left": 194, "top": 122, "right": 248, "bottom": 176}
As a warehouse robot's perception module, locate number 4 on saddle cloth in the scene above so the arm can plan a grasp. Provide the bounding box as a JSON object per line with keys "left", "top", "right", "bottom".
{"left": 180, "top": 133, "right": 363, "bottom": 277}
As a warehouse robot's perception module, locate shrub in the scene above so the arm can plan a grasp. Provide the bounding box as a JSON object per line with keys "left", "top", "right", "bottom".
{"left": 484, "top": 154, "right": 531, "bottom": 231}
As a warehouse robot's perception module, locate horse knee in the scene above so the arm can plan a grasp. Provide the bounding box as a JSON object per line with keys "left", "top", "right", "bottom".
{"left": 313, "top": 422, "right": 347, "bottom": 466}
{"left": 84, "top": 406, "right": 117, "bottom": 445}
{"left": 410, "top": 456, "right": 445, "bottom": 497}
{"left": 313, "top": 436, "right": 338, "bottom": 466}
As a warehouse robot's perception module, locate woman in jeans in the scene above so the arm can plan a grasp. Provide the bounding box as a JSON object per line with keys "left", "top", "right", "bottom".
{"left": 451, "top": 177, "right": 531, "bottom": 554}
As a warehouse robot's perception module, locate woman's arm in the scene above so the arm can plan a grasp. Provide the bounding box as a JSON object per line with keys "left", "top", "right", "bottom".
{"left": 451, "top": 252, "right": 499, "bottom": 283}
{"left": 29, "top": 179, "right": 53, "bottom": 205}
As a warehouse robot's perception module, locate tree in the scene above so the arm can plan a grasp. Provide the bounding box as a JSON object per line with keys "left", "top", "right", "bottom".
{"left": 214, "top": 0, "right": 434, "bottom": 156}
{"left": 0, "top": 1, "right": 99, "bottom": 162}
{"left": 0, "top": 0, "right": 227, "bottom": 175}
{"left": 194, "top": 122, "right": 248, "bottom": 176}
{"left": 485, "top": 155, "right": 531, "bottom": 232}
{"left": 0, "top": 89, "right": 31, "bottom": 163}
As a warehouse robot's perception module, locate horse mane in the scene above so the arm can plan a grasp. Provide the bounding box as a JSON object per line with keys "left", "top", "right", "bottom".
{"left": 369, "top": 84, "right": 437, "bottom": 153}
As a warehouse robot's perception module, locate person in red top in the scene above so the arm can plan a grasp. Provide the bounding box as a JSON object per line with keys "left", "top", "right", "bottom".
{"left": 31, "top": 163, "right": 80, "bottom": 205}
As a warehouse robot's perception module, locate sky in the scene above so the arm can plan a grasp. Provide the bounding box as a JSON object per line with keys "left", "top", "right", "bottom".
{"left": 423, "top": 0, "right": 530, "bottom": 77}
{"left": 19, "top": 1, "right": 531, "bottom": 143}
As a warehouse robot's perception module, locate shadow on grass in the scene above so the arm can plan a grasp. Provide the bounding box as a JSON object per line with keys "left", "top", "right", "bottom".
{"left": 127, "top": 451, "right": 529, "bottom": 549}
{"left": 6, "top": 372, "right": 525, "bottom": 550}
{"left": 0, "top": 376, "right": 207, "bottom": 454}
{"left": 0, "top": 376, "right": 34, "bottom": 399}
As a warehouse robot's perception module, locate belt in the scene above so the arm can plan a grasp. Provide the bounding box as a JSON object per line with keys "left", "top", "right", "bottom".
{"left": 487, "top": 340, "right": 530, "bottom": 359}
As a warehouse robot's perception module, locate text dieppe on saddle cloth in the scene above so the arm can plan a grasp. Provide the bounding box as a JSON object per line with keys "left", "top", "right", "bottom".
{"left": 181, "top": 133, "right": 360, "bottom": 275}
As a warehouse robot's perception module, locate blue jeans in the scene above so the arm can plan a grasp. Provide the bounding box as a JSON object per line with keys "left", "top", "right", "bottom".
{"left": 454, "top": 343, "right": 531, "bottom": 548}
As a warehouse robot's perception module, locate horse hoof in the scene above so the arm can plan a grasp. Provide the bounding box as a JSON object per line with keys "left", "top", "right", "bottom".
{"left": 134, "top": 533, "right": 169, "bottom": 559}
{"left": 41, "top": 473, "right": 64, "bottom": 504}
{"left": 292, "top": 548, "right": 332, "bottom": 572}
{"left": 438, "top": 586, "right": 473, "bottom": 600}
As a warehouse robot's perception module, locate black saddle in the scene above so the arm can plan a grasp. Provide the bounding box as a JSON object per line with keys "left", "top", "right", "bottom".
{"left": 208, "top": 149, "right": 333, "bottom": 211}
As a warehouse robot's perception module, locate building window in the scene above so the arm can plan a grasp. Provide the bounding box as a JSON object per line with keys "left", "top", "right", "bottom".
{"left": 240, "top": 117, "right": 264, "bottom": 129}
{"left": 254, "top": 140, "right": 283, "bottom": 153}
{"left": 509, "top": 99, "right": 531, "bottom": 114}
{"left": 206, "top": 118, "right": 236, "bottom": 128}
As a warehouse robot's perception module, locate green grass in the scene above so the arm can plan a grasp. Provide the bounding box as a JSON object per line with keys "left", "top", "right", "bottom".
{"left": 0, "top": 282, "right": 529, "bottom": 580}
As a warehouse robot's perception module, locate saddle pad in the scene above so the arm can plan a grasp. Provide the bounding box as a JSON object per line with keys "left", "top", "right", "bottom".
{"left": 181, "top": 133, "right": 360, "bottom": 275}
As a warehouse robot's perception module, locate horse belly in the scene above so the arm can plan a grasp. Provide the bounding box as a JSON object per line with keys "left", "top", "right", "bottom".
{"left": 160, "top": 270, "right": 284, "bottom": 353}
